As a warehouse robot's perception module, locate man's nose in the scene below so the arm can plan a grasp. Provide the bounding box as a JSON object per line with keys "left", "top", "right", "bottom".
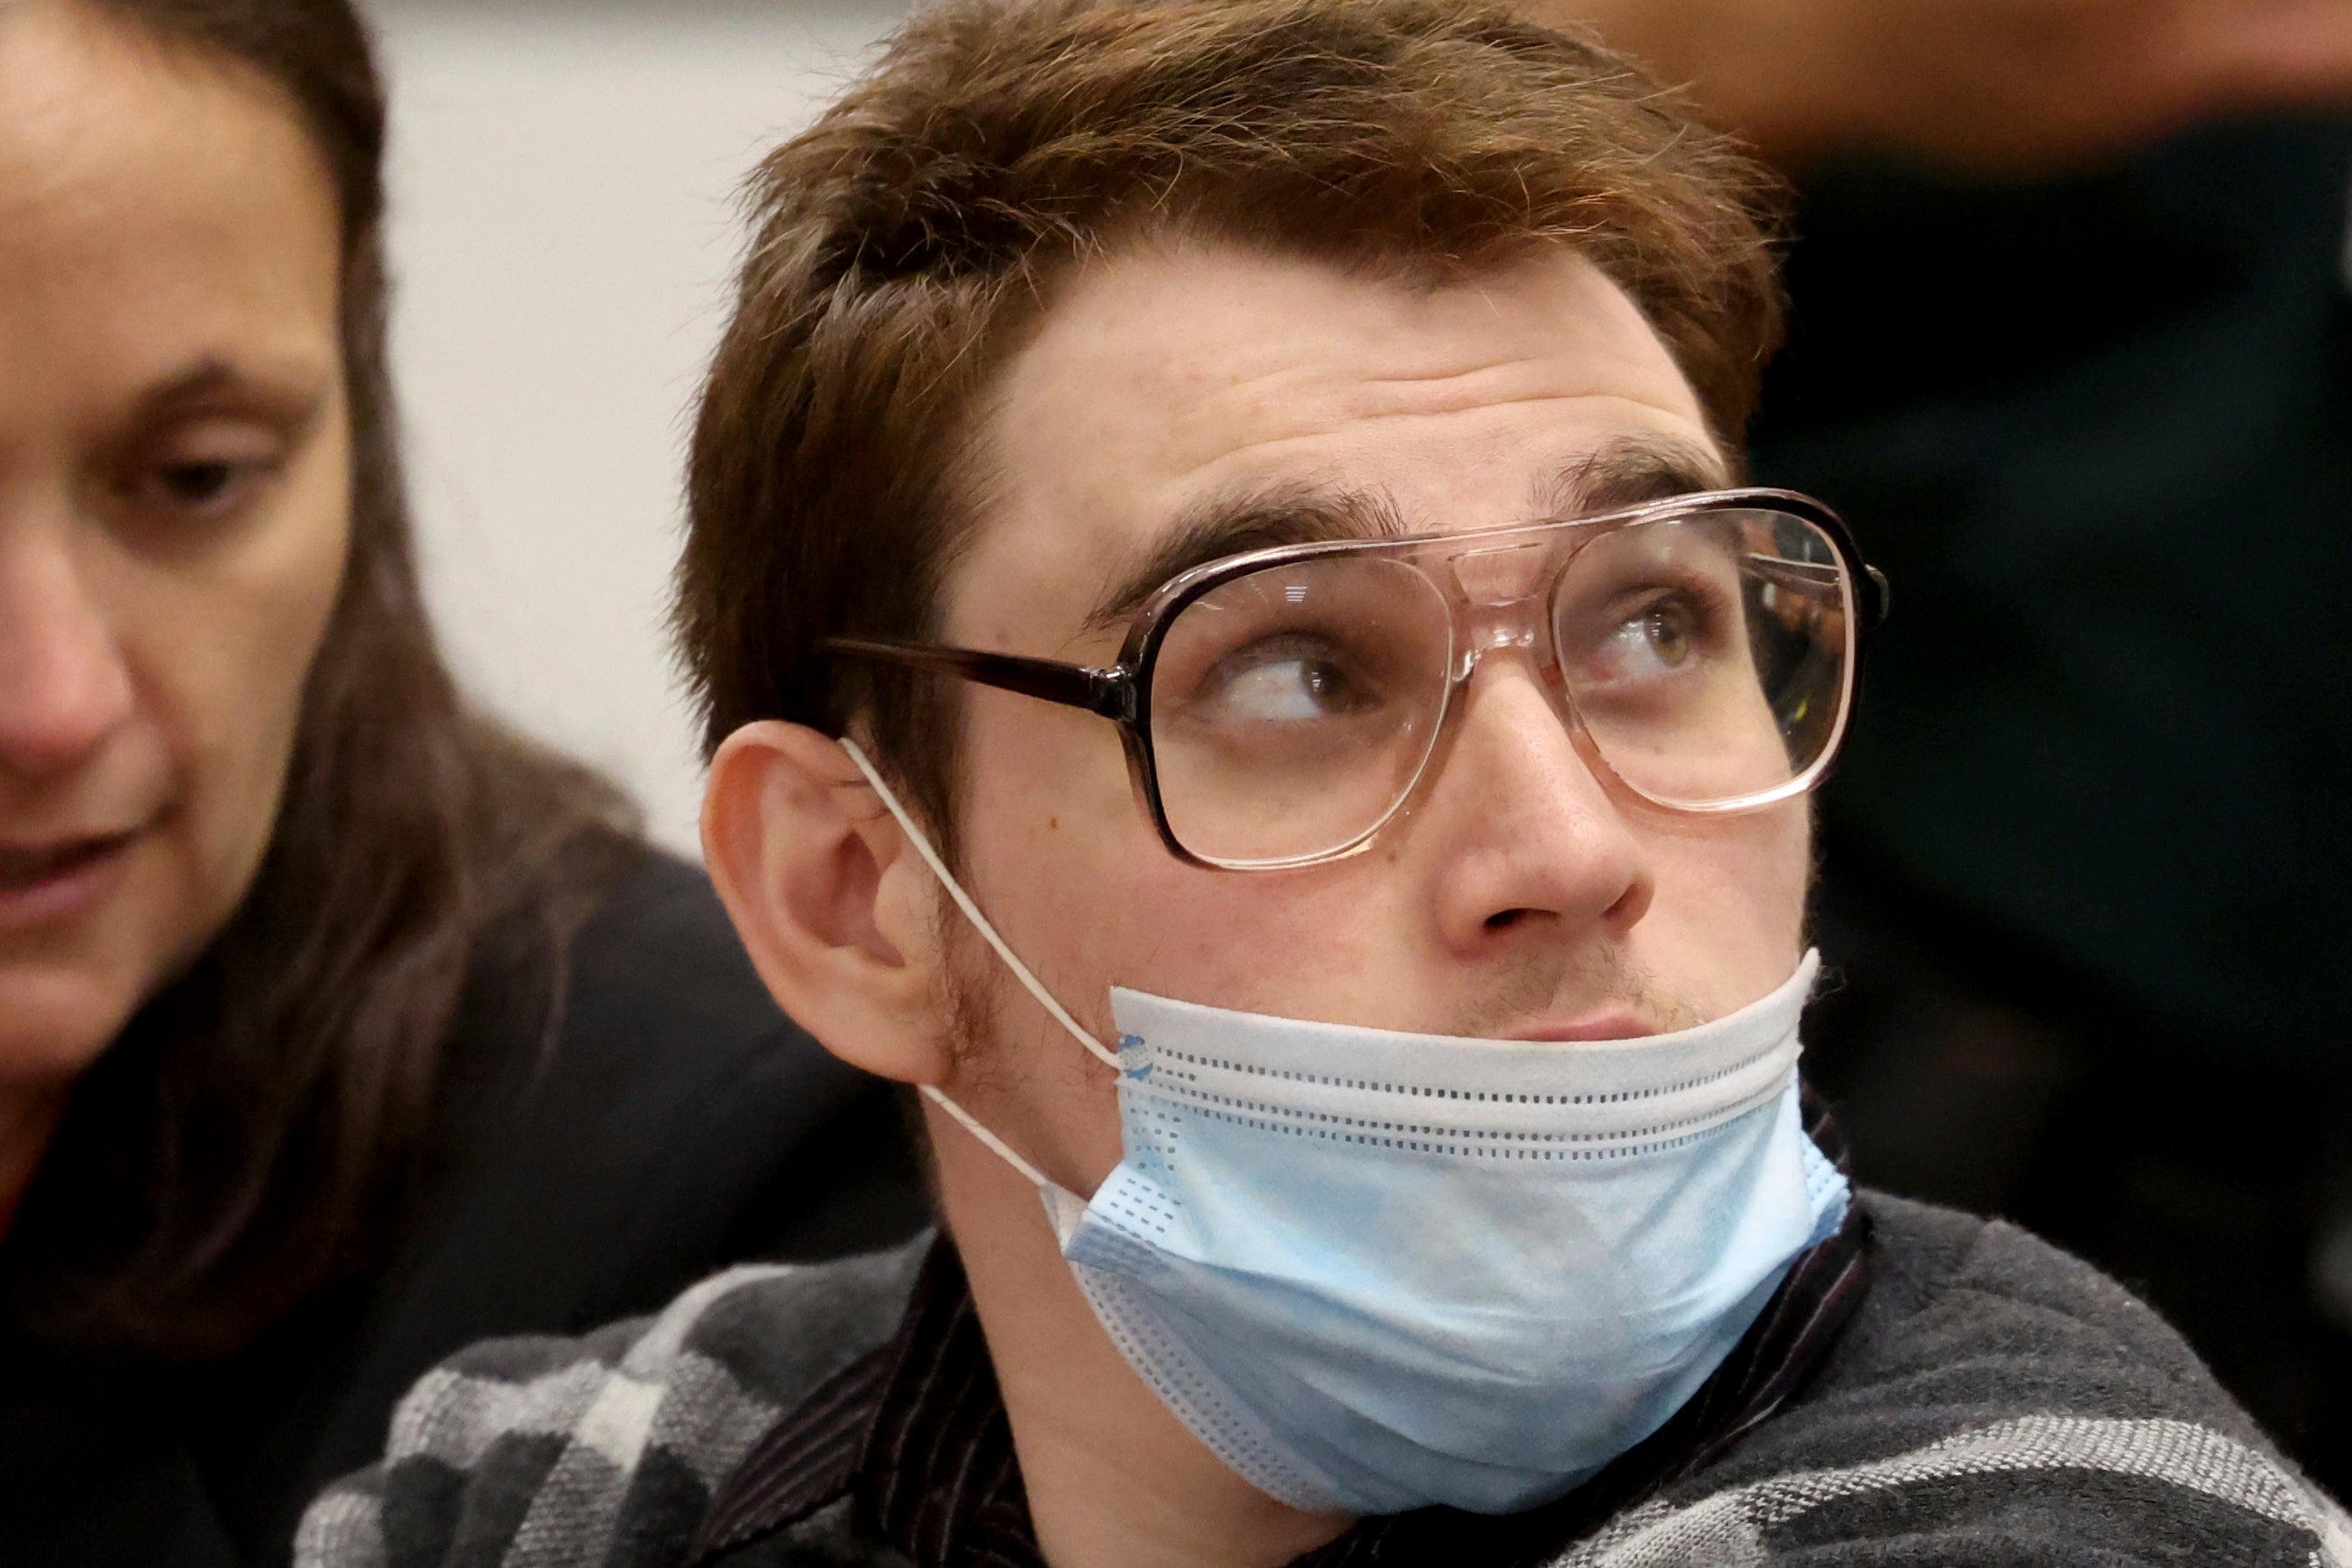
{"left": 1424, "top": 657, "right": 1652, "bottom": 952}
{"left": 0, "top": 515, "right": 136, "bottom": 779}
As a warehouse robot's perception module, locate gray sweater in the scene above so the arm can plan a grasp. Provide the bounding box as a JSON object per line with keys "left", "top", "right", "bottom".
{"left": 296, "top": 1193, "right": 2351, "bottom": 1566}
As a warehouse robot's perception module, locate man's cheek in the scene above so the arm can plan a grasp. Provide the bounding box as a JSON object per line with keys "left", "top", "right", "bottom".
{"left": 1105, "top": 874, "right": 1406, "bottom": 1020}
{"left": 1646, "top": 834, "right": 1805, "bottom": 991}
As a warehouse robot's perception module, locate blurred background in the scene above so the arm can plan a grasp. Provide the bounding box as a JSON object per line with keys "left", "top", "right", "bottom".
{"left": 368, "top": 0, "right": 911, "bottom": 858}
{"left": 365, "top": 0, "right": 2352, "bottom": 1500}
{"left": 1762, "top": 114, "right": 2352, "bottom": 1496}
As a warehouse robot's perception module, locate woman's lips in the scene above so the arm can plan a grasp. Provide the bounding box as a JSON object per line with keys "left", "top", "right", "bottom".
{"left": 0, "top": 832, "right": 138, "bottom": 932}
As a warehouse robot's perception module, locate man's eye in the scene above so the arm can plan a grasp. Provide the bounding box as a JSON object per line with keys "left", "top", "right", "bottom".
{"left": 1628, "top": 603, "right": 1693, "bottom": 669}
{"left": 1586, "top": 596, "right": 1704, "bottom": 682}
{"left": 1200, "top": 639, "right": 1377, "bottom": 724}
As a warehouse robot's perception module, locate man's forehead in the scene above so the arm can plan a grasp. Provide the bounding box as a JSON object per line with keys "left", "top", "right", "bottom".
{"left": 951, "top": 237, "right": 1719, "bottom": 649}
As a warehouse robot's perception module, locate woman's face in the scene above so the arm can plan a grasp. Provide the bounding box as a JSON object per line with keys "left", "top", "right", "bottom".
{"left": 0, "top": 4, "right": 351, "bottom": 1091}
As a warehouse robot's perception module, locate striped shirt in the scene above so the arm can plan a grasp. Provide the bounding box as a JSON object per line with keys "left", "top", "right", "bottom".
{"left": 688, "top": 1093, "right": 1873, "bottom": 1566}
{"left": 296, "top": 1099, "right": 2351, "bottom": 1568}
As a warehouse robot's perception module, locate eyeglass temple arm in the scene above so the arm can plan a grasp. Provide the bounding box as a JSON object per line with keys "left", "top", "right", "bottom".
{"left": 1734, "top": 490, "right": 1887, "bottom": 635}
{"left": 1862, "top": 566, "right": 1891, "bottom": 631}
{"left": 823, "top": 637, "right": 1139, "bottom": 724}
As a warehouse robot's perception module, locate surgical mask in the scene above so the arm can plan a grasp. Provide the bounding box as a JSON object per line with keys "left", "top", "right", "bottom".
{"left": 843, "top": 741, "right": 1849, "bottom": 1518}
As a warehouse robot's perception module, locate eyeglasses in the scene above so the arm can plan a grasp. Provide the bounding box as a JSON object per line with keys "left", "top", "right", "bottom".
{"left": 826, "top": 488, "right": 1886, "bottom": 871}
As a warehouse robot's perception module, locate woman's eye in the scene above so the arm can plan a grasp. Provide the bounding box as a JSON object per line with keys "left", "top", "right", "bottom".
{"left": 122, "top": 425, "right": 285, "bottom": 519}
{"left": 156, "top": 460, "right": 245, "bottom": 506}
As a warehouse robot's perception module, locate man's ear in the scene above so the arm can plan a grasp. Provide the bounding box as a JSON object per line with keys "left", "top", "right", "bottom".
{"left": 703, "top": 721, "right": 954, "bottom": 1086}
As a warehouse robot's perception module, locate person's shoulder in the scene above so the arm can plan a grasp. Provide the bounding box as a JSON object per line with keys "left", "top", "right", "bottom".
{"left": 273, "top": 852, "right": 926, "bottom": 1551}
{"left": 295, "top": 1238, "right": 929, "bottom": 1568}
{"left": 1837, "top": 1189, "right": 2241, "bottom": 1408}
{"left": 556, "top": 849, "right": 794, "bottom": 1051}
{"left": 431, "top": 848, "right": 927, "bottom": 1310}
{"left": 442, "top": 845, "right": 814, "bottom": 1125}
{"left": 543, "top": 846, "right": 813, "bottom": 1091}
{"left": 1559, "top": 1192, "right": 2352, "bottom": 1566}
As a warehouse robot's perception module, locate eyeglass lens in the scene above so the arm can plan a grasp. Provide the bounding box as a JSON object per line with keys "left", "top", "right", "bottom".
{"left": 1144, "top": 508, "right": 1852, "bottom": 866}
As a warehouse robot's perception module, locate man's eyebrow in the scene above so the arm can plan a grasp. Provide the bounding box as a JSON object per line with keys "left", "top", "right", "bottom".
{"left": 1081, "top": 438, "right": 1726, "bottom": 633}
{"left": 1536, "top": 436, "right": 1731, "bottom": 518}
{"left": 1086, "top": 487, "right": 1407, "bottom": 630}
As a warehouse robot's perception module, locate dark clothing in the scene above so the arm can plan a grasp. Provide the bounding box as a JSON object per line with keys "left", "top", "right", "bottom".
{"left": 298, "top": 1192, "right": 2351, "bottom": 1567}
{"left": 693, "top": 1096, "right": 1874, "bottom": 1568}
{"left": 1752, "top": 114, "right": 2352, "bottom": 1490}
{"left": 692, "top": 1214, "right": 1871, "bottom": 1566}
{"left": 0, "top": 852, "right": 928, "bottom": 1568}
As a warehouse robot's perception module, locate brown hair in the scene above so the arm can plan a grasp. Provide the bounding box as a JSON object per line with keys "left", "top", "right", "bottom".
{"left": 675, "top": 0, "right": 1786, "bottom": 845}
{"left": 2, "top": 0, "right": 641, "bottom": 1356}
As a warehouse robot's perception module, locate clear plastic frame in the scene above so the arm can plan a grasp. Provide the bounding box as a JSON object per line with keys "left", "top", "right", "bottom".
{"left": 825, "top": 488, "right": 1887, "bottom": 870}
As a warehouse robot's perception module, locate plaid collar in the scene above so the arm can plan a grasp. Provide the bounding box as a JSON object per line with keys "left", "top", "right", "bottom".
{"left": 691, "top": 1087, "right": 1874, "bottom": 1568}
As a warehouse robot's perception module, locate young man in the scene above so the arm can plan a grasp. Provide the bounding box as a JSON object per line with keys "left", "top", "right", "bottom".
{"left": 300, "top": 2, "right": 2350, "bottom": 1564}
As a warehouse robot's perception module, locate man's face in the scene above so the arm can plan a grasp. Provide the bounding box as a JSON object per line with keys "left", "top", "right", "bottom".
{"left": 932, "top": 238, "right": 1810, "bottom": 1184}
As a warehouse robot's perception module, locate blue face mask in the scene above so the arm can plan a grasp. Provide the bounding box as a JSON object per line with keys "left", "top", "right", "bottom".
{"left": 843, "top": 742, "right": 1849, "bottom": 1519}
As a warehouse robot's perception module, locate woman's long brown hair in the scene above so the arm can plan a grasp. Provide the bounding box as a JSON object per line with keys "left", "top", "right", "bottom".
{"left": 1, "top": 0, "right": 643, "bottom": 1357}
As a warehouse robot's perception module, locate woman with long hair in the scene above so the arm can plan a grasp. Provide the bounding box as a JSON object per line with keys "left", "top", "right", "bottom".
{"left": 0, "top": 2, "right": 921, "bottom": 1559}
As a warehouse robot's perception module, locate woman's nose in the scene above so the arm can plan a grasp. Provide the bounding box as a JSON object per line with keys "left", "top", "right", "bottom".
{"left": 0, "top": 519, "right": 135, "bottom": 777}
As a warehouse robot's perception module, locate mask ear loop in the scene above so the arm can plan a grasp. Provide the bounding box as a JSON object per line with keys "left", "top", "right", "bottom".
{"left": 838, "top": 738, "right": 1123, "bottom": 1195}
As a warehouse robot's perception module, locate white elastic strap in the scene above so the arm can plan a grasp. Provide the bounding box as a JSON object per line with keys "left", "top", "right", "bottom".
{"left": 919, "top": 1083, "right": 1052, "bottom": 1189}
{"left": 840, "top": 738, "right": 1122, "bottom": 1070}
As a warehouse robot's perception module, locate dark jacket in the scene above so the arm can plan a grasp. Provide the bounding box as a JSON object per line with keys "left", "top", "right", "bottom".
{"left": 299, "top": 1193, "right": 2351, "bottom": 1568}
{"left": 0, "top": 852, "right": 927, "bottom": 1568}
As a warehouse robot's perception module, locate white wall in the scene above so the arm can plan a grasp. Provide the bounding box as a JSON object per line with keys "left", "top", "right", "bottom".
{"left": 368, "top": 0, "right": 909, "bottom": 855}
